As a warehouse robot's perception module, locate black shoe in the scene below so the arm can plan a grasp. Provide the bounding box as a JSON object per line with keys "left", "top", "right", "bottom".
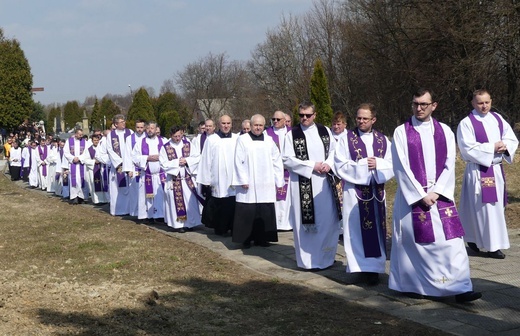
{"left": 455, "top": 291, "right": 482, "bottom": 303}
{"left": 177, "top": 228, "right": 186, "bottom": 233}
{"left": 70, "top": 198, "right": 78, "bottom": 205}
{"left": 242, "top": 242, "right": 251, "bottom": 249}
{"left": 77, "top": 198, "right": 84, "bottom": 204}
{"left": 403, "top": 292, "right": 424, "bottom": 299}
{"left": 487, "top": 250, "right": 506, "bottom": 259}
{"left": 467, "top": 242, "right": 480, "bottom": 253}
{"left": 254, "top": 241, "right": 271, "bottom": 247}
{"left": 365, "top": 272, "right": 380, "bottom": 286}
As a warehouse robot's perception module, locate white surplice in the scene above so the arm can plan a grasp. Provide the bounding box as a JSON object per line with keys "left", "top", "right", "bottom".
{"left": 22, "top": 146, "right": 38, "bottom": 187}
{"left": 64, "top": 138, "right": 90, "bottom": 200}
{"left": 81, "top": 144, "right": 109, "bottom": 204}
{"left": 35, "top": 144, "right": 50, "bottom": 190}
{"left": 96, "top": 129, "right": 134, "bottom": 216}
{"left": 334, "top": 130, "right": 394, "bottom": 274}
{"left": 133, "top": 136, "right": 165, "bottom": 220}
{"left": 282, "top": 124, "right": 340, "bottom": 270}
{"left": 389, "top": 117, "right": 472, "bottom": 296}
{"left": 265, "top": 126, "right": 292, "bottom": 230}
{"left": 160, "top": 138, "right": 201, "bottom": 229}
{"left": 125, "top": 132, "right": 146, "bottom": 216}
{"left": 45, "top": 146, "right": 59, "bottom": 193}
{"left": 196, "top": 133, "right": 238, "bottom": 198}
{"left": 233, "top": 133, "right": 285, "bottom": 203}
{"left": 457, "top": 110, "right": 519, "bottom": 252}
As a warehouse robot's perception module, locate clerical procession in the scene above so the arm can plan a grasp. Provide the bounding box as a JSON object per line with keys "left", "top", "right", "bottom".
{"left": 4, "top": 88, "right": 518, "bottom": 305}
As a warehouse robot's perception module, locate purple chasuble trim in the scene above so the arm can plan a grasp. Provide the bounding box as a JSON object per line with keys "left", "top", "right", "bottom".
{"left": 468, "top": 111, "right": 507, "bottom": 204}
{"left": 111, "top": 129, "right": 131, "bottom": 187}
{"left": 141, "top": 137, "right": 166, "bottom": 198}
{"left": 38, "top": 145, "right": 48, "bottom": 177}
{"left": 346, "top": 128, "right": 387, "bottom": 258}
{"left": 88, "top": 146, "right": 103, "bottom": 192}
{"left": 405, "top": 118, "right": 464, "bottom": 244}
{"left": 68, "top": 137, "right": 85, "bottom": 188}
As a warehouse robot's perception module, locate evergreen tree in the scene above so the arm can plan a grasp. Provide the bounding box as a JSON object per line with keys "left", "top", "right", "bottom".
{"left": 127, "top": 88, "right": 155, "bottom": 124}
{"left": 89, "top": 98, "right": 103, "bottom": 130}
{"left": 99, "top": 97, "right": 121, "bottom": 129}
{"left": 63, "top": 101, "right": 83, "bottom": 131}
{"left": 309, "top": 58, "right": 333, "bottom": 126}
{"left": 31, "top": 101, "right": 45, "bottom": 124}
{"left": 153, "top": 91, "right": 191, "bottom": 132}
{"left": 47, "top": 106, "right": 61, "bottom": 133}
{"left": 0, "top": 28, "right": 33, "bottom": 131}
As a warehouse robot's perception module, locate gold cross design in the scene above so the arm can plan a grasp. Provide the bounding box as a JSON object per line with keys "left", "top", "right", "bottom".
{"left": 419, "top": 212, "right": 426, "bottom": 222}
{"left": 481, "top": 177, "right": 495, "bottom": 187}
{"left": 445, "top": 208, "right": 453, "bottom": 217}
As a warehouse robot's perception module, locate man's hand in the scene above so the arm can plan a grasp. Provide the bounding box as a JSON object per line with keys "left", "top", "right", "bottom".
{"left": 147, "top": 154, "right": 159, "bottom": 162}
{"left": 367, "top": 157, "right": 376, "bottom": 170}
{"left": 179, "top": 157, "right": 187, "bottom": 166}
{"left": 313, "top": 162, "right": 331, "bottom": 174}
{"left": 495, "top": 141, "right": 507, "bottom": 154}
{"left": 422, "top": 192, "right": 439, "bottom": 207}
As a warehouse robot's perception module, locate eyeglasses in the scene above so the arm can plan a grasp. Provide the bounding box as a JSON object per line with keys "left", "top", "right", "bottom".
{"left": 271, "top": 118, "right": 282, "bottom": 122}
{"left": 412, "top": 102, "right": 434, "bottom": 109}
{"left": 299, "top": 113, "right": 314, "bottom": 118}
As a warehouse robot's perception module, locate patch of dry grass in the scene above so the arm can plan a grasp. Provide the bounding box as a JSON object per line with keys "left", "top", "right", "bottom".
{"left": 0, "top": 174, "right": 446, "bottom": 335}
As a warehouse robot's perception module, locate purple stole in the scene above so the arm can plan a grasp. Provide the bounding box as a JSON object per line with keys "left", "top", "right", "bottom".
{"left": 291, "top": 124, "right": 342, "bottom": 227}
{"left": 405, "top": 118, "right": 464, "bottom": 244}
{"left": 111, "top": 129, "right": 131, "bottom": 187}
{"left": 468, "top": 112, "right": 506, "bottom": 204}
{"left": 347, "top": 128, "right": 387, "bottom": 257}
{"left": 200, "top": 132, "right": 207, "bottom": 153}
{"left": 141, "top": 137, "right": 166, "bottom": 198}
{"left": 68, "top": 137, "right": 85, "bottom": 188}
{"left": 164, "top": 139, "right": 203, "bottom": 221}
{"left": 38, "top": 145, "right": 48, "bottom": 177}
{"left": 266, "top": 126, "right": 290, "bottom": 201}
{"left": 88, "top": 146, "right": 103, "bottom": 192}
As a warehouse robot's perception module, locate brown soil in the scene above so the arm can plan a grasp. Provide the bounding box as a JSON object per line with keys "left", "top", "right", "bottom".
{"left": 0, "top": 173, "right": 446, "bottom": 335}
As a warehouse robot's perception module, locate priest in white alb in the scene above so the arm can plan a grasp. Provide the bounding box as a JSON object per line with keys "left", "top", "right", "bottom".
{"left": 64, "top": 128, "right": 90, "bottom": 204}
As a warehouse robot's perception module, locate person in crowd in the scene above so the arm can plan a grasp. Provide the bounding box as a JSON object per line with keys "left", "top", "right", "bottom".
{"left": 35, "top": 139, "right": 50, "bottom": 190}
{"left": 334, "top": 103, "right": 393, "bottom": 286}
{"left": 160, "top": 125, "right": 202, "bottom": 232}
{"left": 284, "top": 113, "right": 293, "bottom": 127}
{"left": 8, "top": 139, "right": 22, "bottom": 181}
{"left": 63, "top": 128, "right": 89, "bottom": 204}
{"left": 389, "top": 88, "right": 481, "bottom": 303}
{"left": 240, "top": 119, "right": 251, "bottom": 134}
{"left": 457, "top": 89, "right": 519, "bottom": 259}
{"left": 23, "top": 140, "right": 39, "bottom": 188}
{"left": 265, "top": 110, "right": 292, "bottom": 231}
{"left": 331, "top": 111, "right": 348, "bottom": 141}
{"left": 197, "top": 115, "right": 238, "bottom": 236}
{"left": 96, "top": 114, "right": 134, "bottom": 216}
{"left": 124, "top": 119, "right": 146, "bottom": 216}
{"left": 133, "top": 121, "right": 167, "bottom": 223}
{"left": 232, "top": 114, "right": 285, "bottom": 248}
{"left": 81, "top": 133, "right": 109, "bottom": 204}
{"left": 282, "top": 101, "right": 342, "bottom": 270}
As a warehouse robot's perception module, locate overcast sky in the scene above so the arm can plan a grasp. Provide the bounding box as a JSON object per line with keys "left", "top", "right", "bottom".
{"left": 0, "top": 0, "right": 313, "bottom": 106}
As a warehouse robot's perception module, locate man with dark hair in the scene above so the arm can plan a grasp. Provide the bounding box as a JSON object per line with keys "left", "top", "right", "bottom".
{"left": 335, "top": 103, "right": 393, "bottom": 286}
{"left": 160, "top": 125, "right": 201, "bottom": 232}
{"left": 124, "top": 118, "right": 146, "bottom": 216}
{"left": 64, "top": 128, "right": 89, "bottom": 204}
{"left": 282, "top": 102, "right": 342, "bottom": 270}
{"left": 457, "top": 89, "right": 519, "bottom": 259}
{"left": 96, "top": 114, "right": 134, "bottom": 215}
{"left": 132, "top": 121, "right": 166, "bottom": 223}
{"left": 389, "top": 88, "right": 480, "bottom": 303}
{"left": 8, "top": 139, "right": 22, "bottom": 181}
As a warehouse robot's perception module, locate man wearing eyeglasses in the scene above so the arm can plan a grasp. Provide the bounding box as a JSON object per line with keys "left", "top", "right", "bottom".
{"left": 389, "top": 88, "right": 480, "bottom": 303}
{"left": 334, "top": 103, "right": 393, "bottom": 286}
{"left": 282, "top": 102, "right": 342, "bottom": 270}
{"left": 265, "top": 110, "right": 292, "bottom": 231}
{"left": 457, "top": 89, "right": 519, "bottom": 259}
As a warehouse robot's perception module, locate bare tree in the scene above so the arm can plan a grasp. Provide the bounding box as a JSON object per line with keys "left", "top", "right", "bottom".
{"left": 176, "top": 52, "right": 248, "bottom": 120}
